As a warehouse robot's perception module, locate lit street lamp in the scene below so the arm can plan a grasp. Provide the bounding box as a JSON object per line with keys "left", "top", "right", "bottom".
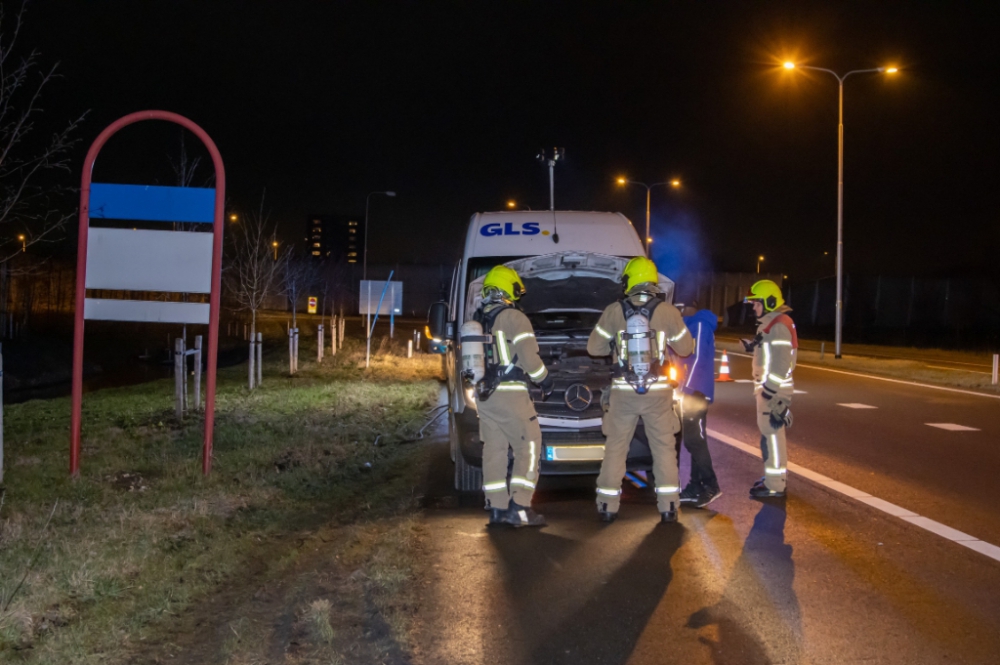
{"left": 757, "top": 255, "right": 765, "bottom": 274}
{"left": 272, "top": 240, "right": 279, "bottom": 261}
{"left": 363, "top": 190, "right": 396, "bottom": 281}
{"left": 18, "top": 234, "right": 26, "bottom": 252}
{"left": 783, "top": 61, "right": 898, "bottom": 359}
{"left": 615, "top": 177, "right": 681, "bottom": 257}
{"left": 229, "top": 213, "right": 238, "bottom": 222}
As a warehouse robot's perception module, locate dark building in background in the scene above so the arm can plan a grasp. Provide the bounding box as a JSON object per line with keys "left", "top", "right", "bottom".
{"left": 305, "top": 215, "right": 364, "bottom": 262}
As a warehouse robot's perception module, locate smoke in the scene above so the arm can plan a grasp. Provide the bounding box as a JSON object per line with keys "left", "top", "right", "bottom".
{"left": 649, "top": 207, "right": 711, "bottom": 284}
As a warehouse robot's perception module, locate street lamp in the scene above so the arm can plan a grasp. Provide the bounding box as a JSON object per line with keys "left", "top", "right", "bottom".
{"left": 783, "top": 61, "right": 898, "bottom": 358}
{"left": 363, "top": 190, "right": 396, "bottom": 281}
{"left": 507, "top": 200, "right": 516, "bottom": 209}
{"left": 615, "top": 177, "right": 681, "bottom": 256}
{"left": 18, "top": 234, "right": 25, "bottom": 252}
{"left": 757, "top": 255, "right": 765, "bottom": 274}
{"left": 272, "top": 240, "right": 279, "bottom": 261}
{"left": 229, "top": 213, "right": 238, "bottom": 222}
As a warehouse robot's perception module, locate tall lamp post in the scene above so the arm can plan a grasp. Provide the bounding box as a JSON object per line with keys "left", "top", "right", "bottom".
{"left": 757, "top": 255, "right": 765, "bottom": 274}
{"left": 783, "top": 61, "right": 897, "bottom": 358}
{"left": 616, "top": 177, "right": 681, "bottom": 256}
{"left": 363, "top": 190, "right": 396, "bottom": 281}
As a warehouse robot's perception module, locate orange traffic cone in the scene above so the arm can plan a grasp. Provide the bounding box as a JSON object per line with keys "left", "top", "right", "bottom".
{"left": 716, "top": 351, "right": 734, "bottom": 382}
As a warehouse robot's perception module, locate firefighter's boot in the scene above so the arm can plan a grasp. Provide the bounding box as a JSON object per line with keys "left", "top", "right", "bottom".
{"left": 505, "top": 500, "right": 546, "bottom": 527}
{"left": 487, "top": 508, "right": 509, "bottom": 527}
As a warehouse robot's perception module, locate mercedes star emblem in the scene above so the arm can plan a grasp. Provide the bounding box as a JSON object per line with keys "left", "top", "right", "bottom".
{"left": 564, "top": 383, "right": 593, "bottom": 412}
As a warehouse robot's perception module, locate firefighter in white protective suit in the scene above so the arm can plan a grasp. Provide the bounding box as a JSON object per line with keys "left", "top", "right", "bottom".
{"left": 741, "top": 279, "right": 798, "bottom": 498}
{"left": 587, "top": 257, "right": 694, "bottom": 523}
{"left": 463, "top": 265, "right": 554, "bottom": 528}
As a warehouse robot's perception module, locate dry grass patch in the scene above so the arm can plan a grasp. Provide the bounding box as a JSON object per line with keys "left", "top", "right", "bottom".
{"left": 0, "top": 332, "right": 442, "bottom": 664}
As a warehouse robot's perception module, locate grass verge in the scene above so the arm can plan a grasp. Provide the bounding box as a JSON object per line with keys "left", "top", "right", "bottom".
{"left": 0, "top": 327, "right": 443, "bottom": 664}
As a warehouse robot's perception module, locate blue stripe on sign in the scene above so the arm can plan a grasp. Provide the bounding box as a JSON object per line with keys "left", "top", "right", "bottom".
{"left": 89, "top": 183, "right": 215, "bottom": 223}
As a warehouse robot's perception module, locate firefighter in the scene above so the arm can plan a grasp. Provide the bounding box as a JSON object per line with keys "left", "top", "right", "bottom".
{"left": 587, "top": 257, "right": 694, "bottom": 523}
{"left": 742, "top": 279, "right": 798, "bottom": 498}
{"left": 471, "top": 265, "right": 554, "bottom": 527}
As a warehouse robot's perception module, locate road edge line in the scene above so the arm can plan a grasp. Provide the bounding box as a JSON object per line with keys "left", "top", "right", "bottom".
{"left": 706, "top": 427, "right": 1000, "bottom": 564}
{"left": 721, "top": 351, "right": 1000, "bottom": 401}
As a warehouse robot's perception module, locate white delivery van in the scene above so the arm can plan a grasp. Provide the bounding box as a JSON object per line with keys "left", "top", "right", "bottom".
{"left": 427, "top": 211, "right": 675, "bottom": 491}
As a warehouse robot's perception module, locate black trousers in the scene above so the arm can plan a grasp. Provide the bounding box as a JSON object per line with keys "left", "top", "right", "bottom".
{"left": 674, "top": 391, "right": 719, "bottom": 491}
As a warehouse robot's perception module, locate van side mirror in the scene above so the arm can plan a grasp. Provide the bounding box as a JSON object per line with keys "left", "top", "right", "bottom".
{"left": 427, "top": 301, "right": 452, "bottom": 350}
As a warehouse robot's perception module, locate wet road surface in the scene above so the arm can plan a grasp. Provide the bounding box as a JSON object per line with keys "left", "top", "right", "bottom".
{"left": 413, "top": 360, "right": 1000, "bottom": 665}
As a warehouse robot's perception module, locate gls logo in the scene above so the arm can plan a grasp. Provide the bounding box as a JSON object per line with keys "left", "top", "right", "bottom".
{"left": 480, "top": 222, "right": 541, "bottom": 237}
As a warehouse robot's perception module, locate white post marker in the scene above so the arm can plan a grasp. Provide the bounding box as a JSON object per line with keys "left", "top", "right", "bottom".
{"left": 249, "top": 332, "right": 256, "bottom": 389}
{"left": 194, "top": 335, "right": 202, "bottom": 409}
{"left": 0, "top": 344, "right": 4, "bottom": 484}
{"left": 288, "top": 328, "right": 294, "bottom": 375}
{"left": 174, "top": 338, "right": 184, "bottom": 418}
{"left": 294, "top": 328, "right": 299, "bottom": 373}
{"left": 256, "top": 332, "right": 263, "bottom": 387}
{"left": 993, "top": 354, "right": 998, "bottom": 386}
{"left": 407, "top": 339, "right": 413, "bottom": 358}
{"left": 318, "top": 324, "right": 324, "bottom": 362}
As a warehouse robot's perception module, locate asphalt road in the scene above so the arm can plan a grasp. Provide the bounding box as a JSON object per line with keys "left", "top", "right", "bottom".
{"left": 413, "top": 357, "right": 1000, "bottom": 665}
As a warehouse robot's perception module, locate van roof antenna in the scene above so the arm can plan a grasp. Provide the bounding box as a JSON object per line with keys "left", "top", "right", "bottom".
{"left": 536, "top": 148, "right": 564, "bottom": 242}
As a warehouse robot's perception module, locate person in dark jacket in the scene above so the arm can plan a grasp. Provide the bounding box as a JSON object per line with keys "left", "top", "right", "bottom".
{"left": 675, "top": 304, "right": 722, "bottom": 508}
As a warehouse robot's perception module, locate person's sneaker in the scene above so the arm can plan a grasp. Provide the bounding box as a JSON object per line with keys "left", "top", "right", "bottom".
{"left": 679, "top": 483, "right": 702, "bottom": 505}
{"left": 660, "top": 502, "right": 679, "bottom": 523}
{"left": 749, "top": 478, "right": 785, "bottom": 498}
{"left": 693, "top": 486, "right": 723, "bottom": 509}
{"left": 487, "top": 508, "right": 509, "bottom": 527}
{"left": 599, "top": 510, "right": 618, "bottom": 523}
{"left": 505, "top": 501, "right": 546, "bottom": 527}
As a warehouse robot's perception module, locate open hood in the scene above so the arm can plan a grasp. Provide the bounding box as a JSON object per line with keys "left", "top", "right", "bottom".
{"left": 465, "top": 251, "right": 675, "bottom": 321}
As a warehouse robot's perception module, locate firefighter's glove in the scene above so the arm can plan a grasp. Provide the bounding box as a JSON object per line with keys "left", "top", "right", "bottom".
{"left": 740, "top": 338, "right": 755, "bottom": 352}
{"left": 539, "top": 376, "right": 556, "bottom": 402}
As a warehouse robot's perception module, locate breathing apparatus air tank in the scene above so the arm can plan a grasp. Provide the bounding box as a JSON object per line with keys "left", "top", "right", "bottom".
{"left": 625, "top": 312, "right": 652, "bottom": 379}
{"left": 459, "top": 320, "right": 486, "bottom": 384}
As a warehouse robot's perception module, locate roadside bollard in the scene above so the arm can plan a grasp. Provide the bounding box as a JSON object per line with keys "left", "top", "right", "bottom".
{"left": 318, "top": 324, "right": 324, "bottom": 362}
{"left": 820, "top": 342, "right": 826, "bottom": 360}
{"left": 194, "top": 335, "right": 202, "bottom": 409}
{"left": 408, "top": 339, "right": 413, "bottom": 358}
{"left": 993, "top": 354, "right": 999, "bottom": 386}
{"left": 256, "top": 333, "right": 263, "bottom": 387}
{"left": 175, "top": 338, "right": 185, "bottom": 418}
{"left": 294, "top": 328, "right": 300, "bottom": 373}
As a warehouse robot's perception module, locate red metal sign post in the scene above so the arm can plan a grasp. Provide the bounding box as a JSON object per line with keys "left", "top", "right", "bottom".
{"left": 70, "top": 110, "right": 226, "bottom": 476}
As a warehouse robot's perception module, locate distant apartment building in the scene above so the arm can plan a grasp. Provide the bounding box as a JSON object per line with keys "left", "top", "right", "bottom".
{"left": 305, "top": 215, "right": 364, "bottom": 262}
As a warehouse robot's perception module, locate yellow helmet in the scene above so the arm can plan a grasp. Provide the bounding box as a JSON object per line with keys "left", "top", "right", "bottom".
{"left": 621, "top": 256, "right": 659, "bottom": 293}
{"left": 482, "top": 265, "right": 525, "bottom": 301}
{"left": 744, "top": 279, "right": 784, "bottom": 312}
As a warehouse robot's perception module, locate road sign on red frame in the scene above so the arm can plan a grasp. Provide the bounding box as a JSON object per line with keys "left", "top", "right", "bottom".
{"left": 70, "top": 110, "right": 226, "bottom": 476}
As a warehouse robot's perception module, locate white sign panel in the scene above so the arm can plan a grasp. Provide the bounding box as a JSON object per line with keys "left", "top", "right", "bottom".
{"left": 86, "top": 227, "right": 213, "bottom": 293}
{"left": 84, "top": 299, "right": 210, "bottom": 324}
{"left": 359, "top": 280, "right": 403, "bottom": 315}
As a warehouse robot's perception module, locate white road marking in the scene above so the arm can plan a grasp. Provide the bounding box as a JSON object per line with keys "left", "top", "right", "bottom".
{"left": 706, "top": 427, "right": 1000, "bottom": 564}
{"left": 838, "top": 403, "right": 878, "bottom": 409}
{"left": 725, "top": 350, "right": 1000, "bottom": 400}
{"left": 793, "top": 389, "right": 808, "bottom": 394}
{"left": 924, "top": 365, "right": 993, "bottom": 376}
{"left": 926, "top": 423, "right": 981, "bottom": 432}
{"left": 733, "top": 379, "right": 754, "bottom": 384}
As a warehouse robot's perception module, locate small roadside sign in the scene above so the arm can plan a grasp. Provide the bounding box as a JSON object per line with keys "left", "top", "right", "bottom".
{"left": 307, "top": 296, "right": 318, "bottom": 314}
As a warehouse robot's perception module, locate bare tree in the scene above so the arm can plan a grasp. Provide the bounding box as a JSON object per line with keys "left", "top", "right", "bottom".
{"left": 280, "top": 250, "right": 320, "bottom": 330}
{"left": 0, "top": 1, "right": 87, "bottom": 265}
{"left": 224, "top": 194, "right": 284, "bottom": 347}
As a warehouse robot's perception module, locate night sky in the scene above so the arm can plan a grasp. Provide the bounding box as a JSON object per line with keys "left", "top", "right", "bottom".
{"left": 25, "top": 1, "right": 1000, "bottom": 281}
